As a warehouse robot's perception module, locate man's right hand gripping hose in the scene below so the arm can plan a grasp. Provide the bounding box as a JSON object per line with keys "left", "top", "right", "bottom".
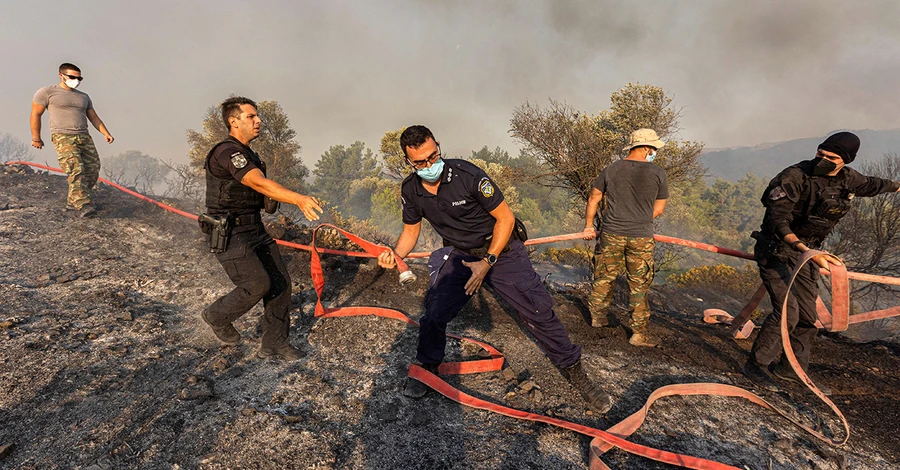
{"left": 378, "top": 248, "right": 417, "bottom": 285}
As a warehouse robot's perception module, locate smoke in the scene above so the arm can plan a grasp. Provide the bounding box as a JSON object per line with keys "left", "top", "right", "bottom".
{"left": 1, "top": 0, "right": 898, "bottom": 166}
{"left": 537, "top": 0, "right": 900, "bottom": 146}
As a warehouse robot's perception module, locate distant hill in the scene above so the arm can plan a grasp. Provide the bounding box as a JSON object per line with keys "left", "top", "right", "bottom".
{"left": 701, "top": 129, "right": 900, "bottom": 181}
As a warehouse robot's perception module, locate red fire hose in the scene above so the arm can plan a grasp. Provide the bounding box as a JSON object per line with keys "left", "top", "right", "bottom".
{"left": 9, "top": 160, "right": 900, "bottom": 468}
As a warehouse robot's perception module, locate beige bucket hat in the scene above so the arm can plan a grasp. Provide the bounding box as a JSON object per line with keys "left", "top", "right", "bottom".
{"left": 623, "top": 128, "right": 666, "bottom": 151}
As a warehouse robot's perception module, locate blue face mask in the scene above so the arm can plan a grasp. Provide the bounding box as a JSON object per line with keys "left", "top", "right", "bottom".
{"left": 646, "top": 151, "right": 657, "bottom": 162}
{"left": 416, "top": 158, "right": 445, "bottom": 183}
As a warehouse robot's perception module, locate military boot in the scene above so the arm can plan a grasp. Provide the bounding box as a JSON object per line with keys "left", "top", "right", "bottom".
{"left": 78, "top": 204, "right": 97, "bottom": 218}
{"left": 771, "top": 361, "right": 832, "bottom": 396}
{"left": 563, "top": 360, "right": 613, "bottom": 415}
{"left": 742, "top": 359, "right": 779, "bottom": 392}
{"left": 590, "top": 312, "right": 609, "bottom": 328}
{"left": 403, "top": 363, "right": 439, "bottom": 398}
{"left": 201, "top": 308, "right": 241, "bottom": 345}
{"left": 628, "top": 331, "right": 658, "bottom": 347}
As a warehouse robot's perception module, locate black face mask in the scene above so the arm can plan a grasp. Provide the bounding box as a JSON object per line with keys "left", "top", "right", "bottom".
{"left": 812, "top": 157, "right": 838, "bottom": 176}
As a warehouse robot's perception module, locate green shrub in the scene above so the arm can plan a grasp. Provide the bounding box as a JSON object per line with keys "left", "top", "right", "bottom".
{"left": 666, "top": 263, "right": 759, "bottom": 298}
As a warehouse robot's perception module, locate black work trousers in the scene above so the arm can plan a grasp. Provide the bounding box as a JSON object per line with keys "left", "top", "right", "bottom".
{"left": 750, "top": 243, "right": 820, "bottom": 370}
{"left": 206, "top": 223, "right": 292, "bottom": 348}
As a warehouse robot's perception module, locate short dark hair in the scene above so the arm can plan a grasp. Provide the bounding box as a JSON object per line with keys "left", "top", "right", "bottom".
{"left": 59, "top": 63, "right": 80, "bottom": 74}
{"left": 399, "top": 125, "right": 436, "bottom": 156}
{"left": 221, "top": 96, "right": 258, "bottom": 129}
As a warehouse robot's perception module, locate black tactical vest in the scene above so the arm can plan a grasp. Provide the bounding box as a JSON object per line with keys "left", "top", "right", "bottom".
{"left": 204, "top": 138, "right": 266, "bottom": 214}
{"left": 792, "top": 176, "right": 853, "bottom": 244}
{"left": 759, "top": 162, "right": 855, "bottom": 248}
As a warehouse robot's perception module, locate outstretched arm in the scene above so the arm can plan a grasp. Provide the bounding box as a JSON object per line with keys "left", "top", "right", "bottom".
{"left": 240, "top": 168, "right": 323, "bottom": 221}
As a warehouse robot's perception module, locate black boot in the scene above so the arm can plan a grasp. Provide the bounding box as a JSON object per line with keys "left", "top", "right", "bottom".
{"left": 563, "top": 360, "right": 613, "bottom": 414}
{"left": 771, "top": 361, "right": 832, "bottom": 396}
{"left": 78, "top": 204, "right": 97, "bottom": 218}
{"left": 403, "top": 363, "right": 439, "bottom": 398}
{"left": 201, "top": 308, "right": 241, "bottom": 345}
{"left": 742, "top": 359, "right": 779, "bottom": 392}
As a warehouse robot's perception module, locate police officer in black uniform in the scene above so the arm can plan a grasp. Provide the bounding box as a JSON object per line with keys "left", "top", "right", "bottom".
{"left": 743, "top": 132, "right": 900, "bottom": 390}
{"left": 201, "top": 96, "right": 323, "bottom": 360}
{"left": 377, "top": 125, "right": 612, "bottom": 414}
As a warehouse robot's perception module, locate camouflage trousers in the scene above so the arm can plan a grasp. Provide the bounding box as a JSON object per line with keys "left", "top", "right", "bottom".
{"left": 588, "top": 232, "right": 655, "bottom": 332}
{"left": 51, "top": 133, "right": 101, "bottom": 209}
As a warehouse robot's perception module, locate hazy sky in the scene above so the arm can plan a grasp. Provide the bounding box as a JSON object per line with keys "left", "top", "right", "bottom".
{"left": 3, "top": 0, "right": 899, "bottom": 168}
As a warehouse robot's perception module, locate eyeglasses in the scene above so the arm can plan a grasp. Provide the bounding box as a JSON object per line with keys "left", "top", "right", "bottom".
{"left": 407, "top": 145, "right": 441, "bottom": 169}
{"left": 61, "top": 73, "right": 83, "bottom": 81}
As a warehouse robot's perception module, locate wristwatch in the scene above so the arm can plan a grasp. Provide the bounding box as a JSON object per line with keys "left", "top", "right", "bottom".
{"left": 484, "top": 253, "right": 498, "bottom": 266}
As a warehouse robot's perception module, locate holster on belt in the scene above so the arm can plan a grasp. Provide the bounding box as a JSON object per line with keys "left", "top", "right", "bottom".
{"left": 198, "top": 213, "right": 234, "bottom": 254}
{"left": 264, "top": 196, "right": 279, "bottom": 214}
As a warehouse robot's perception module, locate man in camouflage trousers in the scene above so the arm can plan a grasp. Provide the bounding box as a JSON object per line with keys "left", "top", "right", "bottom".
{"left": 31, "top": 63, "right": 114, "bottom": 217}
{"left": 583, "top": 129, "right": 669, "bottom": 347}
{"left": 51, "top": 135, "right": 101, "bottom": 210}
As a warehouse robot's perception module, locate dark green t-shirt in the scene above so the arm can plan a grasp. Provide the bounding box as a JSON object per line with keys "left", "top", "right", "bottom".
{"left": 592, "top": 159, "right": 669, "bottom": 237}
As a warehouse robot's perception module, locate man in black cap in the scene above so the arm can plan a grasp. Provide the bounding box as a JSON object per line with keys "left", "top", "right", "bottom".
{"left": 743, "top": 132, "right": 900, "bottom": 391}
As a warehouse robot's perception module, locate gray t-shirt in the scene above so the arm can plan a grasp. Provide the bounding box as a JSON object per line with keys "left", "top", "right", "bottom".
{"left": 592, "top": 159, "right": 669, "bottom": 237}
{"left": 33, "top": 85, "right": 94, "bottom": 135}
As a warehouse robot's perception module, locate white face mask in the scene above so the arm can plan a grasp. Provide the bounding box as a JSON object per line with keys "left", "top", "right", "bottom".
{"left": 64, "top": 78, "right": 80, "bottom": 89}
{"left": 646, "top": 151, "right": 657, "bottom": 162}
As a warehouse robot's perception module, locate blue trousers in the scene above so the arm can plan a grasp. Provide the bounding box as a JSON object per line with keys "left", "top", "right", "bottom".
{"left": 417, "top": 241, "right": 582, "bottom": 368}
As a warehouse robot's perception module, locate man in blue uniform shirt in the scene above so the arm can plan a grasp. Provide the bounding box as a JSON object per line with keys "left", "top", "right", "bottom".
{"left": 377, "top": 125, "right": 612, "bottom": 413}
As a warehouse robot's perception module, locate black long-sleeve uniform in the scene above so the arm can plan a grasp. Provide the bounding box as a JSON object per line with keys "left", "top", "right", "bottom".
{"left": 750, "top": 159, "right": 899, "bottom": 369}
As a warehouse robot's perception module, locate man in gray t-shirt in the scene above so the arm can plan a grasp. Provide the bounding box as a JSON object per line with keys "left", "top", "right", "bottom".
{"left": 583, "top": 129, "right": 669, "bottom": 347}
{"left": 31, "top": 63, "right": 114, "bottom": 216}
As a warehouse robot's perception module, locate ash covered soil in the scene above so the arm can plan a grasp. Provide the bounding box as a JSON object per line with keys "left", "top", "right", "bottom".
{"left": 1, "top": 164, "right": 899, "bottom": 470}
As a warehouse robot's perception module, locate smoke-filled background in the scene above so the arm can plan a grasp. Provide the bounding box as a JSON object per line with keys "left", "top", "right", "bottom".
{"left": 2, "top": 0, "right": 899, "bottom": 165}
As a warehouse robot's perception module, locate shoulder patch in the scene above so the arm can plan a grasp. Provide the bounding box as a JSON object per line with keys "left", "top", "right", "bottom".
{"left": 230, "top": 152, "right": 248, "bottom": 169}
{"left": 768, "top": 185, "right": 787, "bottom": 201}
{"left": 478, "top": 177, "right": 495, "bottom": 198}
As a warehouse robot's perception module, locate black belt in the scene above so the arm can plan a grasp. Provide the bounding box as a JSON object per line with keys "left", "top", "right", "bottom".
{"left": 234, "top": 213, "right": 261, "bottom": 226}
{"left": 450, "top": 241, "right": 513, "bottom": 258}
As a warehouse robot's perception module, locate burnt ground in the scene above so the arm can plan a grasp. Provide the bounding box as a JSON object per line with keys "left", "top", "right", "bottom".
{"left": 0, "top": 164, "right": 899, "bottom": 470}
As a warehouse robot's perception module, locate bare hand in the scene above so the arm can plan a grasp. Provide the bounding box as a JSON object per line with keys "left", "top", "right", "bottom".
{"left": 377, "top": 250, "right": 397, "bottom": 270}
{"left": 811, "top": 252, "right": 843, "bottom": 271}
{"left": 295, "top": 195, "right": 323, "bottom": 221}
{"left": 582, "top": 227, "right": 596, "bottom": 240}
{"left": 104, "top": 134, "right": 114, "bottom": 144}
{"left": 31, "top": 139, "right": 43, "bottom": 149}
{"left": 461, "top": 259, "right": 491, "bottom": 295}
